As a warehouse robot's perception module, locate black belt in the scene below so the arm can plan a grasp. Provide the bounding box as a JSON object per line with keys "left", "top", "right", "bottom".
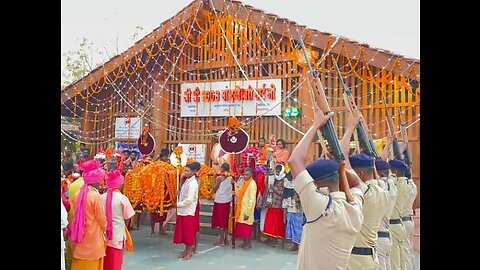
{"left": 377, "top": 231, "right": 390, "bottom": 238}
{"left": 401, "top": 216, "right": 412, "bottom": 221}
{"left": 389, "top": 219, "right": 402, "bottom": 224}
{"left": 351, "top": 247, "right": 374, "bottom": 256}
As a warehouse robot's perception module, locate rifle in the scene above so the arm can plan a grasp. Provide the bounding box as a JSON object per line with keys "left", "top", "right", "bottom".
{"left": 397, "top": 108, "right": 412, "bottom": 166}
{"left": 381, "top": 94, "right": 402, "bottom": 160}
{"left": 331, "top": 58, "right": 379, "bottom": 159}
{"left": 296, "top": 30, "right": 345, "bottom": 163}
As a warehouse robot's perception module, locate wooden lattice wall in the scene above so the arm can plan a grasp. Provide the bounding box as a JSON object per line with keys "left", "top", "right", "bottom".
{"left": 65, "top": 9, "right": 420, "bottom": 207}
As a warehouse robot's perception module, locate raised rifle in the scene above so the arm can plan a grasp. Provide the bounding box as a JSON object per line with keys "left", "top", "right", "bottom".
{"left": 397, "top": 108, "right": 412, "bottom": 166}
{"left": 296, "top": 30, "right": 344, "bottom": 163}
{"left": 331, "top": 58, "right": 379, "bottom": 159}
{"left": 381, "top": 94, "right": 402, "bottom": 160}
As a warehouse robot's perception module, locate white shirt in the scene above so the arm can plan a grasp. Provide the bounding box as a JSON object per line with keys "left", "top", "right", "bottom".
{"left": 294, "top": 170, "right": 364, "bottom": 270}
{"left": 61, "top": 199, "right": 68, "bottom": 250}
{"left": 177, "top": 176, "right": 198, "bottom": 216}
{"left": 100, "top": 191, "right": 136, "bottom": 248}
{"left": 214, "top": 176, "right": 232, "bottom": 203}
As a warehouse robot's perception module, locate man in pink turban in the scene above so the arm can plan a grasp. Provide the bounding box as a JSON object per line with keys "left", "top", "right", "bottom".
{"left": 70, "top": 163, "right": 107, "bottom": 270}
{"left": 100, "top": 170, "right": 135, "bottom": 270}
{"left": 65, "top": 159, "right": 101, "bottom": 269}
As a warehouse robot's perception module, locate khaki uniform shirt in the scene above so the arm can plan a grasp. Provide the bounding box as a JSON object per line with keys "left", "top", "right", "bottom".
{"left": 353, "top": 179, "right": 389, "bottom": 248}
{"left": 390, "top": 177, "right": 409, "bottom": 220}
{"left": 347, "top": 179, "right": 389, "bottom": 270}
{"left": 294, "top": 170, "right": 364, "bottom": 270}
{"left": 401, "top": 179, "right": 417, "bottom": 217}
{"left": 378, "top": 176, "right": 398, "bottom": 232}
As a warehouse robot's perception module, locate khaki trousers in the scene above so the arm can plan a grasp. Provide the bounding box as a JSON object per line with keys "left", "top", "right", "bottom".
{"left": 402, "top": 219, "right": 415, "bottom": 270}
{"left": 389, "top": 223, "right": 406, "bottom": 270}
{"left": 377, "top": 235, "right": 392, "bottom": 270}
{"left": 347, "top": 248, "right": 379, "bottom": 270}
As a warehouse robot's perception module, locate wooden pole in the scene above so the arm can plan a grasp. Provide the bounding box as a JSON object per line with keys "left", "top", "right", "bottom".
{"left": 231, "top": 157, "right": 236, "bottom": 249}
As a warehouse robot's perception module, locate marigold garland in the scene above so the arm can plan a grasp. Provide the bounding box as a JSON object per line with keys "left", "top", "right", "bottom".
{"left": 173, "top": 146, "right": 183, "bottom": 156}
{"left": 123, "top": 160, "right": 179, "bottom": 214}
{"left": 196, "top": 163, "right": 216, "bottom": 199}
{"left": 140, "top": 163, "right": 163, "bottom": 212}
{"left": 123, "top": 169, "right": 144, "bottom": 209}
{"left": 123, "top": 158, "right": 220, "bottom": 211}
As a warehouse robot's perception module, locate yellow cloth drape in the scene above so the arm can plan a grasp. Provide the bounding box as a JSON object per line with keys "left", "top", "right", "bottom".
{"left": 234, "top": 177, "right": 255, "bottom": 224}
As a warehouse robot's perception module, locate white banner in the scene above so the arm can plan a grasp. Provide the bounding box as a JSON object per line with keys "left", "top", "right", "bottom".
{"left": 115, "top": 117, "right": 142, "bottom": 139}
{"left": 177, "top": 143, "right": 207, "bottom": 164}
{"left": 180, "top": 79, "right": 282, "bottom": 117}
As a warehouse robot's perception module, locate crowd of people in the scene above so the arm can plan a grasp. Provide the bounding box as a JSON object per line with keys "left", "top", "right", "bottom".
{"left": 61, "top": 110, "right": 418, "bottom": 269}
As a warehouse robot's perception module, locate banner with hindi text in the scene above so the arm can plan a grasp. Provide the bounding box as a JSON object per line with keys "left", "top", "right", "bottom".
{"left": 180, "top": 79, "right": 282, "bottom": 117}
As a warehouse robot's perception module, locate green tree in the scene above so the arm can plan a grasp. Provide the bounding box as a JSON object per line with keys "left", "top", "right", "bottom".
{"left": 61, "top": 26, "right": 145, "bottom": 153}
{"left": 61, "top": 37, "right": 101, "bottom": 89}
{"left": 61, "top": 26, "right": 145, "bottom": 89}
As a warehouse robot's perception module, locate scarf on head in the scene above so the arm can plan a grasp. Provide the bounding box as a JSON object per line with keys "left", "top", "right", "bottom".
{"left": 234, "top": 177, "right": 253, "bottom": 222}
{"left": 274, "top": 164, "right": 286, "bottom": 180}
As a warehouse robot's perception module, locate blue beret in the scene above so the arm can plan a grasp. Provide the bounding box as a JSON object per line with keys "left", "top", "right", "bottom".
{"left": 375, "top": 159, "right": 390, "bottom": 171}
{"left": 349, "top": 153, "right": 374, "bottom": 168}
{"left": 405, "top": 171, "right": 412, "bottom": 179}
{"left": 306, "top": 159, "right": 339, "bottom": 181}
{"left": 388, "top": 159, "right": 407, "bottom": 172}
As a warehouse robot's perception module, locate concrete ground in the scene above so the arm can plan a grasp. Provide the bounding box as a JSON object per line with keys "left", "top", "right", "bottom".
{"left": 123, "top": 209, "right": 420, "bottom": 270}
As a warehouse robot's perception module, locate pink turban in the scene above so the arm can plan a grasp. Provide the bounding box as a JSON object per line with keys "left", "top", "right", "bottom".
{"left": 105, "top": 169, "right": 124, "bottom": 189}
{"left": 105, "top": 170, "right": 124, "bottom": 240}
{"left": 71, "top": 167, "right": 106, "bottom": 243}
{"left": 83, "top": 168, "right": 107, "bottom": 185}
{"left": 79, "top": 159, "right": 100, "bottom": 173}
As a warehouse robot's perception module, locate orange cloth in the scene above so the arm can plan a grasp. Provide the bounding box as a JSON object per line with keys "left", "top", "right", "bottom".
{"left": 273, "top": 148, "right": 290, "bottom": 165}
{"left": 260, "top": 146, "right": 268, "bottom": 164}
{"left": 124, "top": 227, "right": 133, "bottom": 252}
{"left": 71, "top": 257, "right": 104, "bottom": 270}
{"left": 234, "top": 177, "right": 254, "bottom": 222}
{"left": 72, "top": 187, "right": 107, "bottom": 260}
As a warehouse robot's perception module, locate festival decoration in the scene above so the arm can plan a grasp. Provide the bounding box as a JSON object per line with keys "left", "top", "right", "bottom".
{"left": 239, "top": 147, "right": 261, "bottom": 173}
{"left": 195, "top": 163, "right": 216, "bottom": 199}
{"left": 123, "top": 169, "right": 144, "bottom": 209}
{"left": 219, "top": 116, "right": 250, "bottom": 154}
{"left": 123, "top": 159, "right": 178, "bottom": 215}
{"left": 137, "top": 124, "right": 155, "bottom": 156}
{"left": 170, "top": 146, "right": 187, "bottom": 203}
{"left": 61, "top": 2, "right": 420, "bottom": 192}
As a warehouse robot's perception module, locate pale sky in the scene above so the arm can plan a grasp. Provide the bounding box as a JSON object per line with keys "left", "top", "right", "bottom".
{"left": 61, "top": 0, "right": 419, "bottom": 82}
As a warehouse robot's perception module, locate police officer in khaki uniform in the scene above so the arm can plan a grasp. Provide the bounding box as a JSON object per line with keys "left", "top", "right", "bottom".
{"left": 388, "top": 160, "right": 410, "bottom": 270}
{"left": 288, "top": 105, "right": 365, "bottom": 270}
{"left": 401, "top": 170, "right": 417, "bottom": 270}
{"left": 375, "top": 159, "right": 398, "bottom": 270}
{"left": 344, "top": 154, "right": 389, "bottom": 270}
{"left": 339, "top": 113, "right": 389, "bottom": 270}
